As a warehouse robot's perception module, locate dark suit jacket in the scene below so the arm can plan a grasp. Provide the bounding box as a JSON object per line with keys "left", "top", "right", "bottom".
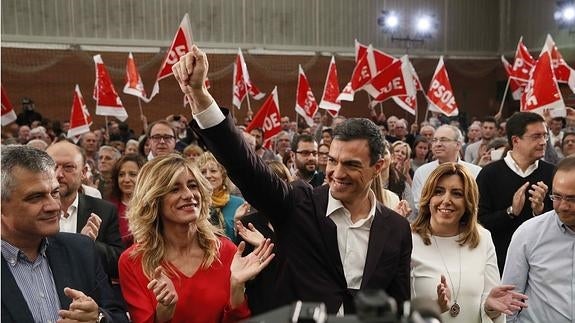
{"left": 193, "top": 111, "right": 412, "bottom": 314}
{"left": 1, "top": 233, "right": 129, "bottom": 323}
{"left": 77, "top": 193, "right": 124, "bottom": 279}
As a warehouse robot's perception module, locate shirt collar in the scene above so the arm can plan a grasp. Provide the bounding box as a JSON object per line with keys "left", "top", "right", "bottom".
{"left": 62, "top": 193, "right": 79, "bottom": 218}
{"left": 1, "top": 238, "right": 49, "bottom": 265}
{"left": 503, "top": 151, "right": 539, "bottom": 177}
{"left": 553, "top": 210, "right": 575, "bottom": 234}
{"left": 326, "top": 189, "right": 377, "bottom": 223}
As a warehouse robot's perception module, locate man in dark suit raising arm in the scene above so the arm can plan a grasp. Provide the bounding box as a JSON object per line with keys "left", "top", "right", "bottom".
{"left": 172, "top": 46, "right": 412, "bottom": 314}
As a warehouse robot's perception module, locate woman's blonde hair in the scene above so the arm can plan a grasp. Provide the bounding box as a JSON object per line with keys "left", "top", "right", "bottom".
{"left": 196, "top": 151, "right": 229, "bottom": 192}
{"left": 127, "top": 153, "right": 222, "bottom": 278}
{"left": 391, "top": 141, "right": 412, "bottom": 159}
{"left": 411, "top": 162, "right": 480, "bottom": 248}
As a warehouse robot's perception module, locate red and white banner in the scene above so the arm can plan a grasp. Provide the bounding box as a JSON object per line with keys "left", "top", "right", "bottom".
{"left": 246, "top": 87, "right": 282, "bottom": 149}
{"left": 501, "top": 56, "right": 523, "bottom": 100}
{"left": 364, "top": 56, "right": 416, "bottom": 104}
{"left": 233, "top": 48, "right": 265, "bottom": 108}
{"left": 319, "top": 56, "right": 341, "bottom": 117}
{"left": 391, "top": 59, "right": 422, "bottom": 116}
{"left": 540, "top": 34, "right": 575, "bottom": 93}
{"left": 93, "top": 54, "right": 128, "bottom": 121}
{"left": 123, "top": 52, "right": 149, "bottom": 102}
{"left": 521, "top": 51, "right": 565, "bottom": 115}
{"left": 295, "top": 65, "right": 319, "bottom": 127}
{"left": 356, "top": 40, "right": 396, "bottom": 72}
{"left": 426, "top": 56, "right": 459, "bottom": 117}
{"left": 149, "top": 14, "right": 193, "bottom": 100}
{"left": 68, "top": 85, "right": 92, "bottom": 139}
{"left": 1, "top": 85, "right": 17, "bottom": 126}
{"left": 511, "top": 37, "right": 536, "bottom": 83}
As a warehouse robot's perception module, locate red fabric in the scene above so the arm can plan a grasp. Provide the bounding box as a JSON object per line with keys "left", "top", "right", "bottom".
{"left": 119, "top": 237, "right": 250, "bottom": 323}
{"left": 110, "top": 199, "right": 132, "bottom": 247}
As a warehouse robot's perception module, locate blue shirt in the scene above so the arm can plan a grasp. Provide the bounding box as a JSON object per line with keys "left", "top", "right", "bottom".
{"left": 502, "top": 210, "right": 575, "bottom": 323}
{"left": 1, "top": 238, "right": 61, "bottom": 323}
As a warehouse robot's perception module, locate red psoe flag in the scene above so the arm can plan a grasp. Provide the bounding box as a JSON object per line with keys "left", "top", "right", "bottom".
{"left": 1, "top": 85, "right": 17, "bottom": 126}
{"left": 521, "top": 52, "right": 565, "bottom": 115}
{"left": 541, "top": 34, "right": 575, "bottom": 93}
{"left": 511, "top": 37, "right": 536, "bottom": 83}
{"left": 68, "top": 85, "right": 92, "bottom": 139}
{"left": 149, "top": 13, "right": 193, "bottom": 101}
{"left": 319, "top": 56, "right": 341, "bottom": 117}
{"left": 123, "top": 52, "right": 149, "bottom": 102}
{"left": 364, "top": 56, "right": 416, "bottom": 102}
{"left": 295, "top": 65, "right": 319, "bottom": 127}
{"left": 501, "top": 56, "right": 523, "bottom": 100}
{"left": 355, "top": 40, "right": 396, "bottom": 71}
{"left": 246, "top": 87, "right": 282, "bottom": 149}
{"left": 426, "top": 56, "right": 459, "bottom": 117}
{"left": 391, "top": 59, "right": 422, "bottom": 116}
{"left": 93, "top": 54, "right": 128, "bottom": 122}
{"left": 233, "top": 49, "right": 265, "bottom": 109}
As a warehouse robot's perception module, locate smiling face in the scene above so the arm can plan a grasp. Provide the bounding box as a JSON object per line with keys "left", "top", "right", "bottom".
{"left": 511, "top": 122, "right": 547, "bottom": 164}
{"left": 429, "top": 174, "right": 465, "bottom": 235}
{"left": 326, "top": 139, "right": 383, "bottom": 206}
{"left": 118, "top": 161, "right": 140, "bottom": 198}
{"left": 1, "top": 167, "right": 61, "bottom": 244}
{"left": 200, "top": 160, "right": 224, "bottom": 191}
{"left": 160, "top": 169, "right": 202, "bottom": 226}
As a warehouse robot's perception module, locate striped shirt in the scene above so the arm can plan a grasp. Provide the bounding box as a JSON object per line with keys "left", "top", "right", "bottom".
{"left": 1, "top": 238, "right": 61, "bottom": 323}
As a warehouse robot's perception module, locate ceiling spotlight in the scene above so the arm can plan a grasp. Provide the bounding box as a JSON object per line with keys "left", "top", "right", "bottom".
{"left": 415, "top": 15, "right": 432, "bottom": 33}
{"left": 385, "top": 12, "right": 399, "bottom": 29}
{"left": 563, "top": 5, "right": 575, "bottom": 21}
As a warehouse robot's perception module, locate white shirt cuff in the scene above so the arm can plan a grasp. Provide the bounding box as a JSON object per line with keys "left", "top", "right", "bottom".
{"left": 193, "top": 101, "right": 225, "bottom": 129}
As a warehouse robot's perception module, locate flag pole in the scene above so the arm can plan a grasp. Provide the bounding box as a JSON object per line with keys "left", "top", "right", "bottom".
{"left": 495, "top": 79, "right": 510, "bottom": 121}
{"left": 104, "top": 116, "right": 109, "bottom": 143}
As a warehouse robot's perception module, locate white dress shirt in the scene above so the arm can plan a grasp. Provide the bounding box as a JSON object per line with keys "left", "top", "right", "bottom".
{"left": 59, "top": 193, "right": 79, "bottom": 233}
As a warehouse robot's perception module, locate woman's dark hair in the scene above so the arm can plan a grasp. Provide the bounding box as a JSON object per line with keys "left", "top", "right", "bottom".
{"left": 109, "top": 154, "right": 146, "bottom": 200}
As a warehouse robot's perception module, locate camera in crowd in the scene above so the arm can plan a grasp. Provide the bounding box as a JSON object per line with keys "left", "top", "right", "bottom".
{"left": 242, "top": 290, "right": 441, "bottom": 323}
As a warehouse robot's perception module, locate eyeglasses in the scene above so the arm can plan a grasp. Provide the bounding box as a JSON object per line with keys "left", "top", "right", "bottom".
{"left": 55, "top": 163, "right": 77, "bottom": 173}
{"left": 522, "top": 133, "right": 549, "bottom": 141}
{"left": 431, "top": 137, "right": 457, "bottom": 144}
{"left": 296, "top": 150, "right": 318, "bottom": 157}
{"left": 549, "top": 193, "right": 575, "bottom": 204}
{"left": 150, "top": 134, "right": 176, "bottom": 142}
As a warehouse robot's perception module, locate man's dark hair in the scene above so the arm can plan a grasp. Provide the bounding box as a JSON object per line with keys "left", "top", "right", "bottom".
{"left": 562, "top": 131, "right": 575, "bottom": 149}
{"left": 250, "top": 127, "right": 264, "bottom": 136}
{"left": 481, "top": 116, "right": 498, "bottom": 126}
{"left": 321, "top": 128, "right": 333, "bottom": 136}
{"left": 1, "top": 145, "right": 56, "bottom": 201}
{"left": 333, "top": 118, "right": 384, "bottom": 165}
{"left": 506, "top": 112, "right": 545, "bottom": 148}
{"left": 146, "top": 120, "right": 176, "bottom": 138}
{"left": 291, "top": 134, "right": 315, "bottom": 152}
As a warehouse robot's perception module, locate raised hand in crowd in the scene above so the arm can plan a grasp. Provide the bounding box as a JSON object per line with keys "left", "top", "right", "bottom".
{"left": 236, "top": 221, "right": 266, "bottom": 248}
{"left": 58, "top": 287, "right": 100, "bottom": 323}
{"left": 528, "top": 181, "right": 548, "bottom": 216}
{"left": 147, "top": 266, "right": 178, "bottom": 323}
{"left": 483, "top": 285, "right": 528, "bottom": 319}
{"left": 229, "top": 239, "right": 275, "bottom": 308}
{"left": 80, "top": 213, "right": 102, "bottom": 241}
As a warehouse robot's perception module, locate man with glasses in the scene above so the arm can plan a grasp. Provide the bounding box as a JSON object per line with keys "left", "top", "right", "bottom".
{"left": 477, "top": 112, "right": 554, "bottom": 274}
{"left": 502, "top": 156, "right": 575, "bottom": 322}
{"left": 292, "top": 134, "right": 325, "bottom": 187}
{"left": 412, "top": 124, "right": 481, "bottom": 213}
{"left": 146, "top": 120, "right": 177, "bottom": 160}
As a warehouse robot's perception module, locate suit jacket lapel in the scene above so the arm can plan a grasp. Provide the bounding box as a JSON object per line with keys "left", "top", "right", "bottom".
{"left": 361, "top": 204, "right": 390, "bottom": 289}
{"left": 46, "top": 237, "right": 74, "bottom": 309}
{"left": 313, "top": 185, "right": 346, "bottom": 282}
{"left": 76, "top": 194, "right": 89, "bottom": 233}
{"left": 1, "top": 257, "right": 35, "bottom": 322}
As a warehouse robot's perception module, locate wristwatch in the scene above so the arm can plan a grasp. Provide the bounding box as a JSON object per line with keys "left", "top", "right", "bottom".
{"left": 97, "top": 311, "right": 106, "bottom": 323}
{"left": 506, "top": 206, "right": 515, "bottom": 218}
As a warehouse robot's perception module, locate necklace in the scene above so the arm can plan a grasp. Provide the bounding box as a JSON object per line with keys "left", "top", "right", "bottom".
{"left": 432, "top": 234, "right": 462, "bottom": 317}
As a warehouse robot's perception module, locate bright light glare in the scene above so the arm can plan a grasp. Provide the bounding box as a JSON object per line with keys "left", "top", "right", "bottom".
{"left": 385, "top": 14, "right": 399, "bottom": 29}
{"left": 563, "top": 6, "right": 575, "bottom": 21}
{"left": 416, "top": 16, "right": 432, "bottom": 33}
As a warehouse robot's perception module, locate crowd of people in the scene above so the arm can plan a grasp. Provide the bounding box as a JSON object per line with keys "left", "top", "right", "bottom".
{"left": 1, "top": 46, "right": 575, "bottom": 323}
